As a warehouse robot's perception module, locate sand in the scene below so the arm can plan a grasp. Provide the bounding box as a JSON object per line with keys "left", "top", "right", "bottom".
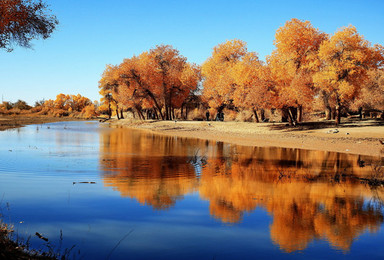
{"left": 108, "top": 119, "right": 384, "bottom": 157}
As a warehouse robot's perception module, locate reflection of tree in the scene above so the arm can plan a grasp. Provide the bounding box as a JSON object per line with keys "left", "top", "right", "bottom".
{"left": 99, "top": 128, "right": 384, "bottom": 251}
{"left": 199, "top": 146, "right": 384, "bottom": 252}
{"left": 100, "top": 128, "right": 200, "bottom": 209}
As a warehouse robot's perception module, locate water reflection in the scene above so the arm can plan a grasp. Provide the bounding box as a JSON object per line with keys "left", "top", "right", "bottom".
{"left": 99, "top": 127, "right": 384, "bottom": 252}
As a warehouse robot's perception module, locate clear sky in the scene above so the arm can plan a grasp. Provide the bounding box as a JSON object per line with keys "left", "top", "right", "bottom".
{"left": 0, "top": 0, "right": 383, "bottom": 105}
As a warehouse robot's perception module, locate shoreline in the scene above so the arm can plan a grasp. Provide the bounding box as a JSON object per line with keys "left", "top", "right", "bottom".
{"left": 108, "top": 119, "right": 384, "bottom": 158}
{"left": 0, "top": 115, "right": 89, "bottom": 131}
{"left": 1, "top": 115, "right": 383, "bottom": 157}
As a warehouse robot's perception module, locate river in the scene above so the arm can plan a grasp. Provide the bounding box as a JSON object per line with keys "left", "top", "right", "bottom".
{"left": 0, "top": 121, "right": 383, "bottom": 259}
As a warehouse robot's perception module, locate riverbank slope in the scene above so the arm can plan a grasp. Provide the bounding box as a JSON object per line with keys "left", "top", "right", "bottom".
{"left": 108, "top": 119, "right": 384, "bottom": 157}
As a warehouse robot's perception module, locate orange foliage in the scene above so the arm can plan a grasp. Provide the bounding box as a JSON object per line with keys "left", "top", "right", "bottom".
{"left": 99, "top": 45, "right": 201, "bottom": 120}
{"left": 38, "top": 93, "right": 97, "bottom": 118}
{"left": 351, "top": 69, "right": 384, "bottom": 112}
{"left": 99, "top": 128, "right": 384, "bottom": 252}
{"left": 268, "top": 19, "right": 327, "bottom": 123}
{"left": 313, "top": 25, "right": 384, "bottom": 124}
{"left": 95, "top": 19, "right": 384, "bottom": 123}
{"left": 201, "top": 39, "right": 248, "bottom": 110}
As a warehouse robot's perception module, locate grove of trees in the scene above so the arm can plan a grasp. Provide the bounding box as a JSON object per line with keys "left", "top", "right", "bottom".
{"left": 100, "top": 18, "right": 384, "bottom": 125}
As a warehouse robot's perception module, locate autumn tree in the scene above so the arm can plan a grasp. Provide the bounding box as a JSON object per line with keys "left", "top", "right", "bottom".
{"left": 99, "top": 64, "right": 121, "bottom": 119}
{"left": 145, "top": 45, "right": 200, "bottom": 120}
{"left": 231, "top": 52, "right": 277, "bottom": 122}
{"left": 117, "top": 53, "right": 165, "bottom": 120}
{"left": 100, "top": 45, "right": 200, "bottom": 120}
{"left": 202, "top": 39, "right": 248, "bottom": 114}
{"left": 269, "top": 18, "right": 327, "bottom": 125}
{"left": 0, "top": 0, "right": 58, "bottom": 51}
{"left": 313, "top": 25, "right": 384, "bottom": 125}
{"left": 351, "top": 69, "right": 384, "bottom": 118}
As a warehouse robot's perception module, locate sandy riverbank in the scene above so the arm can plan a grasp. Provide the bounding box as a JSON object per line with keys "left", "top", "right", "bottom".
{"left": 108, "top": 119, "right": 384, "bottom": 157}
{"left": 1, "top": 115, "right": 383, "bottom": 157}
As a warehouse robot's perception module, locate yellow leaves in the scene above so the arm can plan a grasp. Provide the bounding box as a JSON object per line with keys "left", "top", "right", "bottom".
{"left": 274, "top": 18, "right": 327, "bottom": 72}
{"left": 212, "top": 39, "right": 248, "bottom": 63}
{"left": 337, "top": 81, "right": 354, "bottom": 101}
{"left": 202, "top": 39, "right": 253, "bottom": 108}
{"left": 314, "top": 25, "right": 384, "bottom": 105}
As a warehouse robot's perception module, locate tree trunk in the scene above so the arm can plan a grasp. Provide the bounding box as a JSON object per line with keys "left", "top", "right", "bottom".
{"left": 172, "top": 108, "right": 175, "bottom": 120}
{"left": 146, "top": 90, "right": 164, "bottom": 120}
{"left": 281, "top": 106, "right": 289, "bottom": 122}
{"left": 165, "top": 101, "right": 169, "bottom": 120}
{"left": 260, "top": 109, "right": 265, "bottom": 122}
{"left": 135, "top": 106, "right": 144, "bottom": 120}
{"left": 108, "top": 102, "right": 111, "bottom": 119}
{"left": 298, "top": 105, "right": 303, "bottom": 122}
{"left": 287, "top": 111, "right": 294, "bottom": 126}
{"left": 153, "top": 108, "right": 159, "bottom": 119}
{"left": 358, "top": 107, "right": 362, "bottom": 120}
{"left": 322, "top": 91, "right": 332, "bottom": 120}
{"left": 288, "top": 107, "right": 297, "bottom": 126}
{"left": 185, "top": 107, "right": 188, "bottom": 120}
{"left": 116, "top": 108, "right": 120, "bottom": 120}
{"left": 253, "top": 109, "right": 260, "bottom": 123}
{"left": 120, "top": 109, "right": 124, "bottom": 119}
{"left": 335, "top": 97, "right": 341, "bottom": 126}
{"left": 325, "top": 106, "right": 332, "bottom": 120}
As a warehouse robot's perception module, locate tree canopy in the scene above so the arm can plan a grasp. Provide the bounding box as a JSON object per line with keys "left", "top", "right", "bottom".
{"left": 99, "top": 45, "right": 201, "bottom": 120}
{"left": 0, "top": 0, "right": 58, "bottom": 51}
{"left": 99, "top": 19, "right": 384, "bottom": 124}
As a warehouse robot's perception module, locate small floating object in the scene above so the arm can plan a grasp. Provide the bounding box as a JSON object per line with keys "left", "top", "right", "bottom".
{"left": 73, "top": 181, "right": 97, "bottom": 185}
{"left": 35, "top": 232, "right": 48, "bottom": 242}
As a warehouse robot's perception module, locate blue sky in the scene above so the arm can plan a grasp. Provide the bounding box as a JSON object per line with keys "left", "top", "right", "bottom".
{"left": 0, "top": 0, "right": 383, "bottom": 105}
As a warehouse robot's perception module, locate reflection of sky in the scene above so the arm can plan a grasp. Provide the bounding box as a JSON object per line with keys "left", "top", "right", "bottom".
{"left": 1, "top": 122, "right": 384, "bottom": 259}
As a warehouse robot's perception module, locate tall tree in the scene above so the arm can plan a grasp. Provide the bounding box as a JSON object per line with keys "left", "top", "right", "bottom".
{"left": 99, "top": 64, "right": 121, "bottom": 119}
{"left": 231, "top": 52, "right": 277, "bottom": 122}
{"left": 202, "top": 39, "right": 248, "bottom": 112}
{"left": 269, "top": 18, "right": 327, "bottom": 125}
{"left": 313, "top": 25, "right": 384, "bottom": 125}
{"left": 100, "top": 45, "right": 200, "bottom": 120}
{"left": 0, "top": 0, "right": 58, "bottom": 51}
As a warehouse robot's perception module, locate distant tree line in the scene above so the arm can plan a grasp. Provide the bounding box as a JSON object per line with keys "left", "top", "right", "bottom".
{"left": 0, "top": 94, "right": 98, "bottom": 119}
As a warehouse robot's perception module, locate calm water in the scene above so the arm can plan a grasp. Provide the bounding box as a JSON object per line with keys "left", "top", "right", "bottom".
{"left": 0, "top": 121, "right": 384, "bottom": 259}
